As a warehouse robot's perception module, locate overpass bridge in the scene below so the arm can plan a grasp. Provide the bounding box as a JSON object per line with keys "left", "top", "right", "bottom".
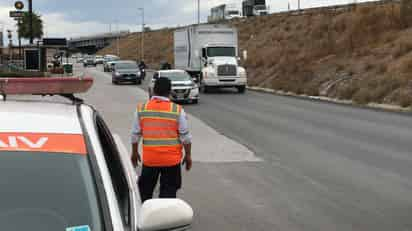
{"left": 68, "top": 31, "right": 130, "bottom": 54}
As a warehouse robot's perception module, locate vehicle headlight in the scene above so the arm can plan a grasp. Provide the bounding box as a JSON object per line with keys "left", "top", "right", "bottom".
{"left": 115, "top": 72, "right": 121, "bottom": 76}
{"left": 137, "top": 71, "right": 141, "bottom": 76}
{"left": 207, "top": 69, "right": 217, "bottom": 78}
{"left": 239, "top": 69, "right": 247, "bottom": 78}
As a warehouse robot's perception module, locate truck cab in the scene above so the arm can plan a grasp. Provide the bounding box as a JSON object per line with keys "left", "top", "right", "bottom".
{"left": 200, "top": 45, "right": 247, "bottom": 93}
{"left": 253, "top": 4, "right": 268, "bottom": 16}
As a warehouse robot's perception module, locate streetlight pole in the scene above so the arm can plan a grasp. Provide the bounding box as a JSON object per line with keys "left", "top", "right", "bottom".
{"left": 138, "top": 8, "right": 144, "bottom": 61}
{"left": 116, "top": 20, "right": 120, "bottom": 57}
{"left": 197, "top": 0, "right": 200, "bottom": 24}
{"left": 28, "top": 0, "right": 33, "bottom": 44}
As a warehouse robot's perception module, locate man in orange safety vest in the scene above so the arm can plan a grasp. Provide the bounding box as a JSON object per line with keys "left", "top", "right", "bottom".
{"left": 131, "top": 77, "right": 192, "bottom": 202}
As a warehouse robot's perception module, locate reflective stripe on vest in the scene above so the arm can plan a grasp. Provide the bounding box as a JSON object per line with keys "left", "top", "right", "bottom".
{"left": 137, "top": 99, "right": 182, "bottom": 167}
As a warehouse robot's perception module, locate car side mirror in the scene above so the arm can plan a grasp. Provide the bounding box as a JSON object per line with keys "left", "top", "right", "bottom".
{"left": 138, "top": 199, "right": 193, "bottom": 231}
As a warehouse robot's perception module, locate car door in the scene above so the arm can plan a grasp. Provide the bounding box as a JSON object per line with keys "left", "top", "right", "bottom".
{"left": 94, "top": 114, "right": 140, "bottom": 231}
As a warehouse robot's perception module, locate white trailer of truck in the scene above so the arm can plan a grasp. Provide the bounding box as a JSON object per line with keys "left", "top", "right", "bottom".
{"left": 174, "top": 24, "right": 247, "bottom": 93}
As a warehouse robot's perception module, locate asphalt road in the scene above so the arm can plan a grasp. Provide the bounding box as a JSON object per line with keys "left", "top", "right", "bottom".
{"left": 80, "top": 64, "right": 412, "bottom": 231}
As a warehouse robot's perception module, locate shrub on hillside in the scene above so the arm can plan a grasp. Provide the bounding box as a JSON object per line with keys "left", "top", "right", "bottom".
{"left": 353, "top": 88, "right": 371, "bottom": 104}
{"left": 393, "top": 37, "right": 412, "bottom": 58}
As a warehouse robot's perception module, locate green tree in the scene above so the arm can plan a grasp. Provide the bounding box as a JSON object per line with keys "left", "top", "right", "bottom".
{"left": 17, "top": 12, "right": 43, "bottom": 40}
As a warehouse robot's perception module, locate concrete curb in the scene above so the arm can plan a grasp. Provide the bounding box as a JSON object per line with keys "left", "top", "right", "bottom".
{"left": 247, "top": 86, "right": 412, "bottom": 113}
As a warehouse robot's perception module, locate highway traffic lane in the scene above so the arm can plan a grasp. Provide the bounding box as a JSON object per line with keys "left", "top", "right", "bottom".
{"left": 183, "top": 88, "right": 412, "bottom": 230}
{"left": 82, "top": 65, "right": 412, "bottom": 230}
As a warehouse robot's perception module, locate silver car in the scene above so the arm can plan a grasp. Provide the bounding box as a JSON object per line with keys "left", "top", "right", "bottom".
{"left": 149, "top": 70, "right": 200, "bottom": 104}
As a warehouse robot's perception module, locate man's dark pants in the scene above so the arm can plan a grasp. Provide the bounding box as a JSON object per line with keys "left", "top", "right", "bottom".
{"left": 138, "top": 164, "right": 182, "bottom": 202}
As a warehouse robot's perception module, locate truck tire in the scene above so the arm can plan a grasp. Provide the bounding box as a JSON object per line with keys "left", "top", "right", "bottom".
{"left": 237, "top": 86, "right": 246, "bottom": 93}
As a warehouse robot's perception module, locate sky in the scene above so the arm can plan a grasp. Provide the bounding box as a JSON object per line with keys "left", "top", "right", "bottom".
{"left": 0, "top": 0, "right": 374, "bottom": 45}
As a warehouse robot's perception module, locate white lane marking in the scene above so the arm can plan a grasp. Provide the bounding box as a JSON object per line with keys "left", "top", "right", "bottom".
{"left": 188, "top": 115, "right": 261, "bottom": 163}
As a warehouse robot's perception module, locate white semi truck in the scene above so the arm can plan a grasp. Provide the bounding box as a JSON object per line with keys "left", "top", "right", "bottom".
{"left": 208, "top": 4, "right": 242, "bottom": 22}
{"left": 174, "top": 24, "right": 247, "bottom": 93}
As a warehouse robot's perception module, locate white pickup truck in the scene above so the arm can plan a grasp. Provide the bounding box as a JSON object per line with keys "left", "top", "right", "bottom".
{"left": 174, "top": 24, "right": 247, "bottom": 93}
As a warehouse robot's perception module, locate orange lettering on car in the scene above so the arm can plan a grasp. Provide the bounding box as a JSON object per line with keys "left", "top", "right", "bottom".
{"left": 0, "top": 133, "right": 87, "bottom": 155}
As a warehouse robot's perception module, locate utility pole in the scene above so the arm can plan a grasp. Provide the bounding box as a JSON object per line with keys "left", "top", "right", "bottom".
{"left": 28, "top": 0, "right": 33, "bottom": 44}
{"left": 298, "top": 0, "right": 301, "bottom": 10}
{"left": 18, "top": 19, "right": 22, "bottom": 58}
{"left": 116, "top": 20, "right": 120, "bottom": 57}
{"left": 7, "top": 30, "right": 13, "bottom": 63}
{"left": 138, "top": 8, "right": 144, "bottom": 61}
{"left": 197, "top": 0, "right": 200, "bottom": 24}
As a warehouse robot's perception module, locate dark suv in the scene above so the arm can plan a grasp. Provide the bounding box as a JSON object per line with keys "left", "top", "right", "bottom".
{"left": 112, "top": 61, "right": 143, "bottom": 85}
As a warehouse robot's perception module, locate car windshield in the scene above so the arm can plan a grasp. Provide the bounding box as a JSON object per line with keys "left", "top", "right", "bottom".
{"left": 0, "top": 151, "right": 104, "bottom": 231}
{"left": 116, "top": 62, "right": 138, "bottom": 69}
{"left": 160, "top": 72, "right": 192, "bottom": 81}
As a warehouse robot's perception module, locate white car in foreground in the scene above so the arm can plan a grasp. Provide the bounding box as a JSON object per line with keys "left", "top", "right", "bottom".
{"left": 0, "top": 77, "right": 193, "bottom": 231}
{"left": 149, "top": 70, "right": 200, "bottom": 104}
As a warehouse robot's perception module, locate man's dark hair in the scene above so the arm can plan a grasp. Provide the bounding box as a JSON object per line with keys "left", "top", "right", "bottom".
{"left": 154, "top": 77, "right": 171, "bottom": 97}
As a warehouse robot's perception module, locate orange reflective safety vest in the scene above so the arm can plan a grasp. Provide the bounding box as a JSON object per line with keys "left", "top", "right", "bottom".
{"left": 137, "top": 98, "right": 183, "bottom": 167}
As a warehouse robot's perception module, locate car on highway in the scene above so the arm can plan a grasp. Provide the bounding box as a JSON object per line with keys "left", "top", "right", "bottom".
{"left": 149, "top": 70, "right": 199, "bottom": 104}
{"left": 104, "top": 55, "right": 121, "bottom": 72}
{"left": 112, "top": 60, "right": 143, "bottom": 85}
{"left": 0, "top": 77, "right": 193, "bottom": 231}
{"left": 83, "top": 56, "right": 96, "bottom": 67}
{"left": 94, "top": 55, "right": 105, "bottom": 65}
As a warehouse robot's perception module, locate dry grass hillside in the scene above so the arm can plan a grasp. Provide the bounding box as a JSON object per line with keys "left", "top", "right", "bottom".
{"left": 99, "top": 1, "right": 412, "bottom": 107}
{"left": 99, "top": 29, "right": 174, "bottom": 69}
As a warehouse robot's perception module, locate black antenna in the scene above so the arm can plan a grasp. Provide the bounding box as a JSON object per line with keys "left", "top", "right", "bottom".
{"left": 59, "top": 94, "right": 84, "bottom": 105}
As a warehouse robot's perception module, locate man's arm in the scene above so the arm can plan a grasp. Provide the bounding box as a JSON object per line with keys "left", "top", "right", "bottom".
{"left": 131, "top": 142, "right": 140, "bottom": 168}
{"left": 183, "top": 143, "right": 192, "bottom": 171}
{"left": 179, "top": 109, "right": 192, "bottom": 171}
{"left": 131, "top": 110, "right": 142, "bottom": 167}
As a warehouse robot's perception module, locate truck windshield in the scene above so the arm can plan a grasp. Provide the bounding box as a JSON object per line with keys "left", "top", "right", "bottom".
{"left": 254, "top": 5, "right": 266, "bottom": 10}
{"left": 0, "top": 151, "right": 104, "bottom": 231}
{"left": 228, "top": 11, "right": 240, "bottom": 15}
{"left": 207, "top": 47, "right": 236, "bottom": 57}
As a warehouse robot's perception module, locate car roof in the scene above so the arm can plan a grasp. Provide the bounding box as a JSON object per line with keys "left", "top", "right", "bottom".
{"left": 116, "top": 60, "right": 136, "bottom": 63}
{"left": 158, "top": 69, "right": 186, "bottom": 74}
{"left": 0, "top": 101, "right": 83, "bottom": 134}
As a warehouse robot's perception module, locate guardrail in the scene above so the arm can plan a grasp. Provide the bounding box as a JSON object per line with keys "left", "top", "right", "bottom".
{"left": 287, "top": 0, "right": 399, "bottom": 16}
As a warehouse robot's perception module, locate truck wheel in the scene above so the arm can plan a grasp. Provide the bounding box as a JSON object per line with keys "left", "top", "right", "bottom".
{"left": 237, "top": 86, "right": 246, "bottom": 93}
